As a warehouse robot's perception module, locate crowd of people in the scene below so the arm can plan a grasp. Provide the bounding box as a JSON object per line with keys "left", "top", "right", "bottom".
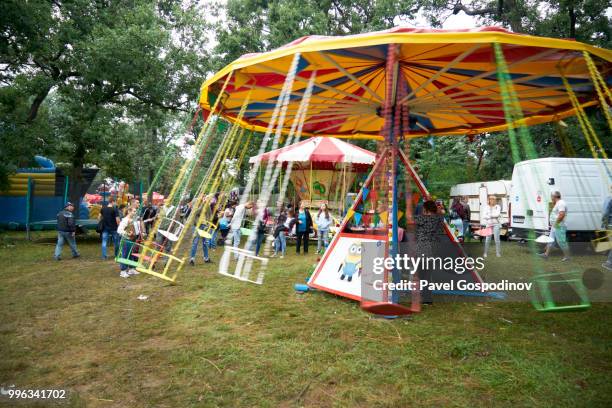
{"left": 52, "top": 187, "right": 612, "bottom": 276}
{"left": 54, "top": 194, "right": 336, "bottom": 277}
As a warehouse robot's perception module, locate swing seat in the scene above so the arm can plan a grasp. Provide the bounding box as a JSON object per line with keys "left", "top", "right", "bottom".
{"left": 218, "top": 246, "right": 269, "bottom": 284}
{"left": 529, "top": 270, "right": 591, "bottom": 312}
{"left": 196, "top": 220, "right": 216, "bottom": 239}
{"left": 135, "top": 244, "right": 185, "bottom": 283}
{"left": 535, "top": 234, "right": 554, "bottom": 244}
{"left": 240, "top": 227, "right": 254, "bottom": 236}
{"left": 117, "top": 258, "right": 140, "bottom": 268}
{"left": 158, "top": 217, "right": 185, "bottom": 242}
{"left": 591, "top": 230, "right": 612, "bottom": 253}
{"left": 115, "top": 238, "right": 144, "bottom": 268}
{"left": 360, "top": 301, "right": 418, "bottom": 316}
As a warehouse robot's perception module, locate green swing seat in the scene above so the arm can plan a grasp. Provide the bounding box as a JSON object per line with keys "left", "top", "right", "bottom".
{"left": 529, "top": 269, "right": 591, "bottom": 312}
{"left": 115, "top": 237, "right": 141, "bottom": 268}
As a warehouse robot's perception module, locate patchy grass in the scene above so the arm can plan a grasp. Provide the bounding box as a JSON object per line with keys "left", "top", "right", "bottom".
{"left": 0, "top": 231, "right": 611, "bottom": 407}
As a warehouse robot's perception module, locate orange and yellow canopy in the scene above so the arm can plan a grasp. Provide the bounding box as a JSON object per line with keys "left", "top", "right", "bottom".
{"left": 199, "top": 27, "right": 612, "bottom": 139}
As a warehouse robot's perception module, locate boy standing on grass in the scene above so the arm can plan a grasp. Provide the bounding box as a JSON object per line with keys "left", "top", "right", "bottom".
{"left": 54, "top": 202, "right": 80, "bottom": 261}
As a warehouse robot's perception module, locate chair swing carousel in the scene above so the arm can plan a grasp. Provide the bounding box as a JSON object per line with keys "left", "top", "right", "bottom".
{"left": 196, "top": 26, "right": 611, "bottom": 314}
{"left": 112, "top": 81, "right": 259, "bottom": 283}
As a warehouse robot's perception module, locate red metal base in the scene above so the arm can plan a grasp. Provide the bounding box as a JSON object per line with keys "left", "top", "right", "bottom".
{"left": 360, "top": 301, "right": 419, "bottom": 316}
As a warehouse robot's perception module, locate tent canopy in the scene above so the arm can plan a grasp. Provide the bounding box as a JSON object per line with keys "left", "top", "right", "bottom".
{"left": 199, "top": 26, "right": 612, "bottom": 139}
{"left": 249, "top": 136, "right": 375, "bottom": 170}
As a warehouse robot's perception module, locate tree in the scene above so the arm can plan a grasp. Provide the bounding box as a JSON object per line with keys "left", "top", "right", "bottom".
{"left": 1, "top": 0, "right": 211, "bottom": 207}
{"left": 420, "top": 0, "right": 611, "bottom": 47}
{"left": 211, "top": 0, "right": 421, "bottom": 68}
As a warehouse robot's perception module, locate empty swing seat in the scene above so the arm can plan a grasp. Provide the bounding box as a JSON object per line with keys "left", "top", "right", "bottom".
{"left": 196, "top": 220, "right": 217, "bottom": 239}
{"left": 529, "top": 270, "right": 591, "bottom": 312}
{"left": 136, "top": 244, "right": 185, "bottom": 283}
{"left": 115, "top": 238, "right": 143, "bottom": 268}
{"left": 592, "top": 230, "right": 612, "bottom": 253}
{"left": 218, "top": 246, "right": 269, "bottom": 285}
{"left": 158, "top": 217, "right": 185, "bottom": 242}
{"left": 132, "top": 241, "right": 164, "bottom": 263}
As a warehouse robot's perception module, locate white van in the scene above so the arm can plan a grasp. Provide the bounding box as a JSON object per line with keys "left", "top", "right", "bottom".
{"left": 510, "top": 158, "right": 611, "bottom": 241}
{"left": 449, "top": 180, "right": 512, "bottom": 236}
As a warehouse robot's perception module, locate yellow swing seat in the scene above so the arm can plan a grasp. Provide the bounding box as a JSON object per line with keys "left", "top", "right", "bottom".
{"left": 136, "top": 244, "right": 185, "bottom": 283}
{"left": 592, "top": 229, "right": 612, "bottom": 253}
{"left": 196, "top": 220, "right": 217, "bottom": 239}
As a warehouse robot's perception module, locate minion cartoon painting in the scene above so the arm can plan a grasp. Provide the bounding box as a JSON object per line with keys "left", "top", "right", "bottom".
{"left": 338, "top": 242, "right": 362, "bottom": 282}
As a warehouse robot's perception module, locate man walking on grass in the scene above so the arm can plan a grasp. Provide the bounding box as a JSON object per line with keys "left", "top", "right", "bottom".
{"left": 54, "top": 202, "right": 80, "bottom": 261}
{"left": 539, "top": 191, "right": 570, "bottom": 262}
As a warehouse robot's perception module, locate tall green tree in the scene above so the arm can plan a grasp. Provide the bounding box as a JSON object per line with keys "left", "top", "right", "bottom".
{"left": 421, "top": 0, "right": 611, "bottom": 47}
{"left": 1, "top": 0, "right": 210, "bottom": 205}
{"left": 211, "top": 0, "right": 421, "bottom": 67}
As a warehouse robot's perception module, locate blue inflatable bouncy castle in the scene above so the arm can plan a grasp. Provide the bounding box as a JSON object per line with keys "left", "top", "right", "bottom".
{"left": 0, "top": 156, "right": 98, "bottom": 230}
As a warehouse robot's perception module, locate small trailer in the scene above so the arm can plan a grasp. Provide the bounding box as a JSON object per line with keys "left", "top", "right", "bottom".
{"left": 449, "top": 180, "right": 512, "bottom": 237}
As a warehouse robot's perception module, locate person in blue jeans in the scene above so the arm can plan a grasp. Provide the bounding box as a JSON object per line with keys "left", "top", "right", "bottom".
{"left": 315, "top": 203, "right": 332, "bottom": 254}
{"left": 272, "top": 209, "right": 293, "bottom": 258}
{"left": 54, "top": 202, "right": 80, "bottom": 260}
{"left": 189, "top": 225, "right": 211, "bottom": 265}
{"left": 117, "top": 208, "right": 141, "bottom": 277}
{"left": 99, "top": 197, "right": 121, "bottom": 259}
{"left": 253, "top": 207, "right": 270, "bottom": 256}
{"left": 296, "top": 202, "right": 313, "bottom": 254}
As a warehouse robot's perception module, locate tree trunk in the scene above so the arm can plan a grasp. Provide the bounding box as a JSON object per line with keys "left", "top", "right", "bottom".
{"left": 568, "top": 5, "right": 576, "bottom": 38}
{"left": 68, "top": 143, "right": 87, "bottom": 218}
{"left": 26, "top": 85, "right": 53, "bottom": 123}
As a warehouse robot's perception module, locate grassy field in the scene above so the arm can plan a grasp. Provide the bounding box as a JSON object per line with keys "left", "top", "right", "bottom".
{"left": 0, "top": 231, "right": 611, "bottom": 407}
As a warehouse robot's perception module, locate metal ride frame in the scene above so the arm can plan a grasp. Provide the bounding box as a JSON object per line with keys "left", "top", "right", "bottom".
{"left": 140, "top": 30, "right": 610, "bottom": 314}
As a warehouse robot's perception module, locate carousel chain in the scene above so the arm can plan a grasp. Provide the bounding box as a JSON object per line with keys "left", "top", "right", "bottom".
{"left": 242, "top": 53, "right": 305, "bottom": 254}
{"left": 279, "top": 72, "right": 318, "bottom": 203}
{"left": 143, "top": 71, "right": 235, "bottom": 248}
{"left": 236, "top": 53, "right": 302, "bottom": 208}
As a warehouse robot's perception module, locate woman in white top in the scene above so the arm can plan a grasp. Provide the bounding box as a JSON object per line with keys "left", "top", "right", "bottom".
{"left": 116, "top": 208, "right": 142, "bottom": 277}
{"left": 481, "top": 195, "right": 501, "bottom": 257}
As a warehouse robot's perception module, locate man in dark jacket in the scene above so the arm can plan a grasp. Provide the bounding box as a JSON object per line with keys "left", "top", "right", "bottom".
{"left": 141, "top": 199, "right": 158, "bottom": 235}
{"left": 54, "top": 202, "right": 80, "bottom": 260}
{"left": 99, "top": 197, "right": 121, "bottom": 259}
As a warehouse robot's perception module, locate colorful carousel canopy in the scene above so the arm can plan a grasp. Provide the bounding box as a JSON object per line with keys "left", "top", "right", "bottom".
{"left": 199, "top": 27, "right": 612, "bottom": 139}
{"left": 249, "top": 136, "right": 375, "bottom": 170}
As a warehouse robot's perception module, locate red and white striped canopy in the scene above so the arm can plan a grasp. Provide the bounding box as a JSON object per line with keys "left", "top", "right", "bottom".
{"left": 249, "top": 137, "right": 375, "bottom": 168}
